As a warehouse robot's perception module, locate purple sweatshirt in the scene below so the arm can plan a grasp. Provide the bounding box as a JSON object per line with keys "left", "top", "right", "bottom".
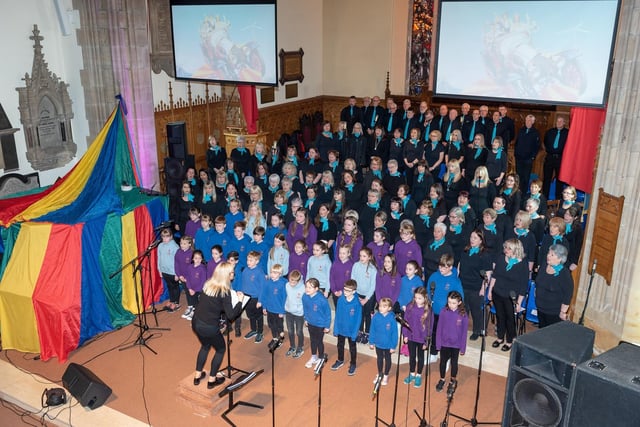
{"left": 375, "top": 271, "right": 402, "bottom": 304}
{"left": 402, "top": 303, "right": 433, "bottom": 345}
{"left": 436, "top": 307, "right": 468, "bottom": 354}
{"left": 394, "top": 239, "right": 423, "bottom": 274}
{"left": 174, "top": 248, "right": 193, "bottom": 279}
{"left": 286, "top": 222, "right": 318, "bottom": 251}
{"left": 335, "top": 233, "right": 363, "bottom": 262}
{"left": 329, "top": 258, "right": 354, "bottom": 293}
{"left": 289, "top": 251, "right": 310, "bottom": 280}
{"left": 206, "top": 257, "right": 223, "bottom": 279}
{"left": 367, "top": 241, "right": 391, "bottom": 268}
{"left": 184, "top": 263, "right": 207, "bottom": 292}
{"left": 184, "top": 219, "right": 201, "bottom": 238}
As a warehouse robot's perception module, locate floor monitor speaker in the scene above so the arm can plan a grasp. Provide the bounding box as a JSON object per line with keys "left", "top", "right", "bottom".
{"left": 501, "top": 322, "right": 594, "bottom": 427}
{"left": 62, "top": 363, "right": 112, "bottom": 410}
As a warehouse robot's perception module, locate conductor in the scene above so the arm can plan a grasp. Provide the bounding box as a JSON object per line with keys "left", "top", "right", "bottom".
{"left": 192, "top": 262, "right": 245, "bottom": 388}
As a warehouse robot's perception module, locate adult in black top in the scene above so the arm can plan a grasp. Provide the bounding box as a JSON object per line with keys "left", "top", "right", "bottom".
{"left": 206, "top": 136, "right": 227, "bottom": 176}
{"left": 383, "top": 103, "right": 401, "bottom": 135}
{"left": 432, "top": 104, "right": 450, "bottom": 134}
{"left": 488, "top": 239, "right": 528, "bottom": 351}
{"left": 348, "top": 123, "right": 368, "bottom": 172}
{"left": 458, "top": 228, "right": 493, "bottom": 339}
{"left": 446, "top": 207, "right": 472, "bottom": 266}
{"left": 562, "top": 205, "right": 584, "bottom": 272}
{"left": 462, "top": 110, "right": 487, "bottom": 146}
{"left": 191, "top": 262, "right": 244, "bottom": 388}
{"left": 340, "top": 96, "right": 362, "bottom": 133}
{"left": 363, "top": 96, "right": 385, "bottom": 133}
{"left": 535, "top": 244, "right": 573, "bottom": 328}
{"left": 230, "top": 137, "right": 252, "bottom": 179}
{"left": 542, "top": 117, "right": 569, "bottom": 201}
{"left": 514, "top": 114, "right": 541, "bottom": 192}
{"left": 484, "top": 112, "right": 507, "bottom": 148}
{"left": 422, "top": 223, "right": 454, "bottom": 279}
{"left": 314, "top": 121, "right": 338, "bottom": 162}
{"left": 366, "top": 127, "right": 390, "bottom": 165}
{"left": 469, "top": 166, "right": 497, "bottom": 219}
{"left": 498, "top": 105, "right": 516, "bottom": 144}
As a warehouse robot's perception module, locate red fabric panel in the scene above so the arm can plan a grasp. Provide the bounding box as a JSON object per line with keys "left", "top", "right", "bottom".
{"left": 558, "top": 106, "right": 607, "bottom": 193}
{"left": 32, "top": 223, "right": 83, "bottom": 362}
{"left": 133, "top": 205, "right": 163, "bottom": 305}
{"left": 238, "top": 85, "right": 259, "bottom": 134}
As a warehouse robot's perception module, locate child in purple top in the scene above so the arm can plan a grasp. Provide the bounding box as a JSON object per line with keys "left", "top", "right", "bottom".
{"left": 435, "top": 291, "right": 468, "bottom": 394}
{"left": 367, "top": 228, "right": 391, "bottom": 268}
{"left": 182, "top": 250, "right": 207, "bottom": 321}
{"left": 183, "top": 207, "right": 202, "bottom": 239}
{"left": 402, "top": 287, "right": 433, "bottom": 388}
{"left": 394, "top": 223, "right": 423, "bottom": 275}
{"left": 334, "top": 216, "right": 363, "bottom": 261}
{"left": 206, "top": 245, "right": 224, "bottom": 279}
{"left": 330, "top": 245, "right": 354, "bottom": 307}
{"left": 174, "top": 235, "right": 193, "bottom": 309}
{"left": 286, "top": 208, "right": 318, "bottom": 250}
{"left": 289, "top": 240, "right": 310, "bottom": 280}
{"left": 376, "top": 254, "right": 402, "bottom": 305}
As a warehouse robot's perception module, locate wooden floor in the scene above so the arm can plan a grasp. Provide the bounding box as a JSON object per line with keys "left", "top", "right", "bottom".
{"left": 0, "top": 307, "right": 509, "bottom": 427}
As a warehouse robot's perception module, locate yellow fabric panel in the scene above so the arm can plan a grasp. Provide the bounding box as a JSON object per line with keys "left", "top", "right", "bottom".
{"left": 121, "top": 211, "right": 142, "bottom": 314}
{"left": 0, "top": 223, "right": 52, "bottom": 353}
{"left": 13, "top": 108, "right": 117, "bottom": 223}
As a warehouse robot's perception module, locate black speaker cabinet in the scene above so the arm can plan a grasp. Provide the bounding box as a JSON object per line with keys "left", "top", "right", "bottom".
{"left": 62, "top": 363, "right": 112, "bottom": 409}
{"left": 566, "top": 342, "right": 640, "bottom": 426}
{"left": 164, "top": 157, "right": 184, "bottom": 198}
{"left": 167, "top": 121, "right": 187, "bottom": 160}
{"left": 502, "top": 322, "right": 594, "bottom": 427}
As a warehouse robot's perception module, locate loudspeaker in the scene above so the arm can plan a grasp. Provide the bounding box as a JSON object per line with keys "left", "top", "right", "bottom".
{"left": 502, "top": 322, "right": 594, "bottom": 427}
{"left": 566, "top": 342, "right": 640, "bottom": 426}
{"left": 62, "top": 363, "right": 112, "bottom": 410}
{"left": 164, "top": 157, "right": 185, "bottom": 198}
{"left": 167, "top": 121, "right": 187, "bottom": 160}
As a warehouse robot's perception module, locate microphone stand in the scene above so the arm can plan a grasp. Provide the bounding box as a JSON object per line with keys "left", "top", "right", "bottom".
{"left": 579, "top": 260, "right": 597, "bottom": 325}
{"left": 449, "top": 275, "right": 500, "bottom": 425}
{"left": 268, "top": 333, "right": 284, "bottom": 427}
{"left": 414, "top": 327, "right": 434, "bottom": 426}
{"left": 440, "top": 379, "right": 457, "bottom": 427}
{"left": 372, "top": 374, "right": 385, "bottom": 427}
{"left": 314, "top": 353, "right": 328, "bottom": 427}
{"left": 379, "top": 317, "right": 409, "bottom": 427}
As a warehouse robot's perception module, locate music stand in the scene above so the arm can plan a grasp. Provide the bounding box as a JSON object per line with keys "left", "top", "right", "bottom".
{"left": 219, "top": 369, "right": 264, "bottom": 427}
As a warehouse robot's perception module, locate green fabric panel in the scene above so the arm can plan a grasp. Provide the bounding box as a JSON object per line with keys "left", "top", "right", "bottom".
{"left": 100, "top": 212, "right": 134, "bottom": 327}
{"left": 0, "top": 223, "right": 22, "bottom": 281}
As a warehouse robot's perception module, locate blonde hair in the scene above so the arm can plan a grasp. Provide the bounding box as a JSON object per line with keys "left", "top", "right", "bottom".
{"left": 202, "top": 262, "right": 234, "bottom": 297}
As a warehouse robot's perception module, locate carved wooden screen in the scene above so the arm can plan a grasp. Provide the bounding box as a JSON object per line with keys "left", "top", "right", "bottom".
{"left": 589, "top": 188, "right": 624, "bottom": 285}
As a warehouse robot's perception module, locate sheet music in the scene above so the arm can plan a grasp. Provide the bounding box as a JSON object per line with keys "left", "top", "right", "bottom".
{"left": 231, "top": 290, "right": 250, "bottom": 308}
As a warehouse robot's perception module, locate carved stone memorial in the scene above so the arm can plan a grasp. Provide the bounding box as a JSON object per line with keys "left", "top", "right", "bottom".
{"left": 16, "top": 25, "right": 76, "bottom": 171}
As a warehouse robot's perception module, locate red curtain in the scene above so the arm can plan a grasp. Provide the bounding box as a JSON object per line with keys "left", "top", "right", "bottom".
{"left": 558, "top": 106, "right": 607, "bottom": 193}
{"left": 238, "top": 85, "right": 259, "bottom": 134}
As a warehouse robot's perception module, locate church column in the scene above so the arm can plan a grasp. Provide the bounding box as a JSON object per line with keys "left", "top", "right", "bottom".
{"left": 577, "top": 0, "right": 640, "bottom": 352}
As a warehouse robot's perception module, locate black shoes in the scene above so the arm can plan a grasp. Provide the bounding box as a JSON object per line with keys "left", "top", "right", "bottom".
{"left": 207, "top": 376, "right": 225, "bottom": 389}
{"left": 193, "top": 371, "right": 206, "bottom": 386}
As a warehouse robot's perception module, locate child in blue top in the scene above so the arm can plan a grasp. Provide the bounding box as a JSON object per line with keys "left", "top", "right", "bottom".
{"left": 350, "top": 247, "right": 377, "bottom": 343}
{"left": 227, "top": 220, "right": 251, "bottom": 269}
{"left": 260, "top": 264, "right": 287, "bottom": 340}
{"left": 284, "top": 270, "right": 305, "bottom": 358}
{"left": 194, "top": 214, "right": 216, "bottom": 262}
{"left": 211, "top": 216, "right": 231, "bottom": 249}
{"left": 331, "top": 279, "right": 362, "bottom": 376}
{"left": 398, "top": 260, "right": 424, "bottom": 310}
{"left": 267, "top": 233, "right": 289, "bottom": 277}
{"left": 307, "top": 241, "right": 332, "bottom": 296}
{"left": 427, "top": 253, "right": 464, "bottom": 361}
{"left": 302, "top": 278, "right": 331, "bottom": 369}
{"left": 224, "top": 199, "right": 244, "bottom": 233}
{"left": 369, "top": 297, "right": 399, "bottom": 386}
{"left": 248, "top": 226, "right": 269, "bottom": 274}
{"left": 265, "top": 212, "right": 287, "bottom": 247}
{"left": 402, "top": 287, "right": 434, "bottom": 388}
{"left": 158, "top": 228, "right": 180, "bottom": 312}
{"left": 240, "top": 251, "right": 268, "bottom": 343}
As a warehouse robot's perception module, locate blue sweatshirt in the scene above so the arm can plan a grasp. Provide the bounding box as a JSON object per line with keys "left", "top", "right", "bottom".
{"left": 157, "top": 240, "right": 178, "bottom": 275}
{"left": 260, "top": 277, "right": 287, "bottom": 314}
{"left": 351, "top": 262, "right": 377, "bottom": 300}
{"left": 302, "top": 292, "right": 331, "bottom": 329}
{"left": 369, "top": 311, "right": 398, "bottom": 350}
{"left": 307, "top": 254, "right": 332, "bottom": 291}
{"left": 398, "top": 275, "right": 424, "bottom": 308}
{"left": 227, "top": 234, "right": 251, "bottom": 269}
{"left": 240, "top": 265, "right": 267, "bottom": 298}
{"left": 194, "top": 227, "right": 216, "bottom": 262}
{"left": 333, "top": 294, "right": 362, "bottom": 341}
{"left": 285, "top": 281, "right": 305, "bottom": 316}
{"left": 427, "top": 268, "right": 464, "bottom": 315}
{"left": 267, "top": 246, "right": 289, "bottom": 276}
{"left": 248, "top": 239, "right": 270, "bottom": 273}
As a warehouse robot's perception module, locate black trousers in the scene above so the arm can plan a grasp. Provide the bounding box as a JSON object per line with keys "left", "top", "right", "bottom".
{"left": 266, "top": 311, "right": 284, "bottom": 338}
{"left": 543, "top": 156, "right": 564, "bottom": 200}
{"left": 337, "top": 335, "right": 357, "bottom": 365}
{"left": 285, "top": 312, "right": 305, "bottom": 349}
{"left": 538, "top": 311, "right": 562, "bottom": 329}
{"left": 308, "top": 324, "right": 325, "bottom": 356}
{"left": 162, "top": 273, "right": 180, "bottom": 304}
{"left": 408, "top": 340, "right": 426, "bottom": 374}
{"left": 376, "top": 347, "right": 392, "bottom": 375}
{"left": 494, "top": 293, "right": 516, "bottom": 343}
{"left": 360, "top": 294, "right": 376, "bottom": 333}
{"left": 193, "top": 319, "right": 226, "bottom": 376}
{"left": 245, "top": 297, "right": 263, "bottom": 333}
{"left": 516, "top": 159, "right": 533, "bottom": 193}
{"left": 464, "top": 288, "right": 485, "bottom": 335}
{"left": 439, "top": 346, "right": 460, "bottom": 378}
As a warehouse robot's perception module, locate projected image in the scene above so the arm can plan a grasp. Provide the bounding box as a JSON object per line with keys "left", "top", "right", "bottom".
{"left": 434, "top": 0, "right": 620, "bottom": 106}
{"left": 171, "top": 3, "right": 277, "bottom": 85}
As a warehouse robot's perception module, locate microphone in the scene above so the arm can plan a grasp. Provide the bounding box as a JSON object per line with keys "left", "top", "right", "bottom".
{"left": 479, "top": 270, "right": 487, "bottom": 281}
{"left": 268, "top": 332, "right": 285, "bottom": 353}
{"left": 154, "top": 220, "right": 174, "bottom": 232}
{"left": 395, "top": 313, "right": 412, "bottom": 332}
{"left": 591, "top": 259, "right": 597, "bottom": 275}
{"left": 509, "top": 290, "right": 517, "bottom": 303}
{"left": 429, "top": 281, "right": 436, "bottom": 300}
{"left": 372, "top": 374, "right": 383, "bottom": 399}
{"left": 314, "top": 353, "right": 328, "bottom": 377}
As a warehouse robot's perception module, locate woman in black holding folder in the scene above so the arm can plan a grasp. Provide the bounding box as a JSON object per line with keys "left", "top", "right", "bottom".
{"left": 192, "top": 262, "right": 245, "bottom": 389}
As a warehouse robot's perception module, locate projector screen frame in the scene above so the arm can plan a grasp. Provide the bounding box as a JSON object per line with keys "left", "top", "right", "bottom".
{"left": 432, "top": 0, "right": 622, "bottom": 108}
{"left": 169, "top": 0, "right": 278, "bottom": 87}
